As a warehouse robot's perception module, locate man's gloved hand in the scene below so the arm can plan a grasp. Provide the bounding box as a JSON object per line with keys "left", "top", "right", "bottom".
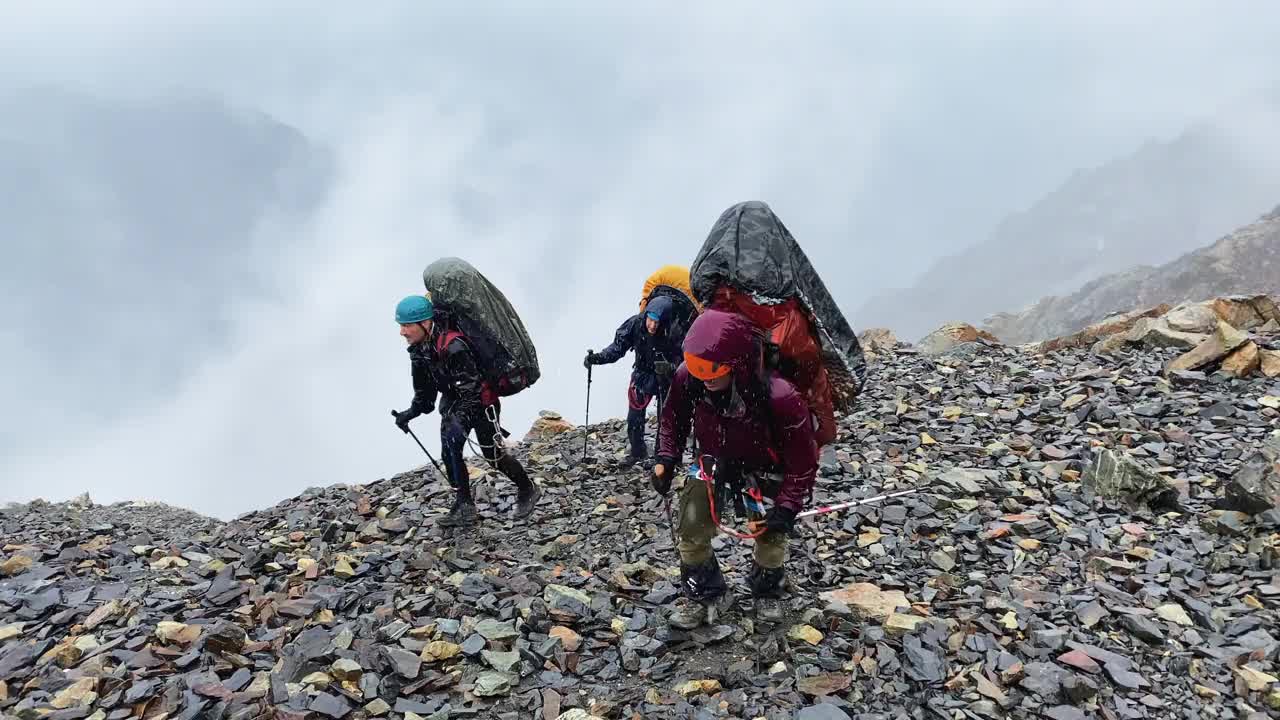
{"left": 651, "top": 459, "right": 677, "bottom": 496}
{"left": 654, "top": 359, "right": 673, "bottom": 378}
{"left": 762, "top": 505, "right": 798, "bottom": 536}
{"left": 583, "top": 351, "right": 598, "bottom": 369}
{"left": 393, "top": 408, "right": 422, "bottom": 432}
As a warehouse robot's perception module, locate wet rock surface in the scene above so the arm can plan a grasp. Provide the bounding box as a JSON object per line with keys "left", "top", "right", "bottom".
{"left": 3, "top": 331, "right": 1280, "bottom": 718}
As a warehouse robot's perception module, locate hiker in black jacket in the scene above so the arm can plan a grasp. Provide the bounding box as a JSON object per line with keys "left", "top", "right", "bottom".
{"left": 584, "top": 295, "right": 684, "bottom": 463}
{"left": 392, "top": 295, "right": 540, "bottom": 527}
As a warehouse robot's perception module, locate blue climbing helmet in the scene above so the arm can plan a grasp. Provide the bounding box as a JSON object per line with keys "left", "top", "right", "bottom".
{"left": 395, "top": 295, "right": 434, "bottom": 324}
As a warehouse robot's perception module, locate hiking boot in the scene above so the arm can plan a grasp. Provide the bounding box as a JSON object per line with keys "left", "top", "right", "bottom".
{"left": 668, "top": 597, "right": 709, "bottom": 630}
{"left": 704, "top": 592, "right": 735, "bottom": 625}
{"left": 513, "top": 484, "right": 541, "bottom": 519}
{"left": 748, "top": 564, "right": 786, "bottom": 596}
{"left": 755, "top": 597, "right": 785, "bottom": 624}
{"left": 437, "top": 499, "right": 478, "bottom": 528}
{"left": 748, "top": 564, "right": 786, "bottom": 623}
{"left": 616, "top": 453, "right": 646, "bottom": 468}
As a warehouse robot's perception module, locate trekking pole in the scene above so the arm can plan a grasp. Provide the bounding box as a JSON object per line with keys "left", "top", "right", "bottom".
{"left": 654, "top": 388, "right": 680, "bottom": 551}
{"left": 655, "top": 389, "right": 663, "bottom": 461}
{"left": 794, "top": 488, "right": 922, "bottom": 520}
{"left": 663, "top": 493, "right": 678, "bottom": 552}
{"left": 583, "top": 358, "right": 593, "bottom": 462}
{"left": 391, "top": 410, "right": 449, "bottom": 484}
{"left": 740, "top": 487, "right": 924, "bottom": 537}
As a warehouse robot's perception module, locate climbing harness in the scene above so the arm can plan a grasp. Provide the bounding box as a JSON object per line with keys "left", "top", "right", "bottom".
{"left": 691, "top": 456, "right": 768, "bottom": 540}
{"left": 462, "top": 404, "right": 508, "bottom": 464}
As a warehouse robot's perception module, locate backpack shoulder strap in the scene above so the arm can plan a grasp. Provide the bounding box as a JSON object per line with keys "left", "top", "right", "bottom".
{"left": 434, "top": 328, "right": 469, "bottom": 357}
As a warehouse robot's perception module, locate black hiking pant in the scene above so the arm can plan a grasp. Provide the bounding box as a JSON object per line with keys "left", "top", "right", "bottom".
{"left": 440, "top": 403, "right": 531, "bottom": 502}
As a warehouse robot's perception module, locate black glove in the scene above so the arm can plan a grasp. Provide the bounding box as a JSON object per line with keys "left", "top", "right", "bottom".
{"left": 762, "top": 505, "right": 798, "bottom": 536}
{"left": 584, "top": 351, "right": 597, "bottom": 369}
{"left": 393, "top": 408, "right": 421, "bottom": 432}
{"left": 651, "top": 458, "right": 678, "bottom": 496}
{"left": 654, "top": 359, "right": 673, "bottom": 378}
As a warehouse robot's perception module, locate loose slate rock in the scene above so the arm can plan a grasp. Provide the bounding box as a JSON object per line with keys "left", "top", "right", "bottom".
{"left": 797, "top": 673, "right": 852, "bottom": 697}
{"left": 309, "top": 692, "right": 352, "bottom": 719}
{"left": 205, "top": 621, "right": 247, "bottom": 654}
{"left": 1082, "top": 449, "right": 1179, "bottom": 509}
{"left": 1222, "top": 436, "right": 1280, "bottom": 514}
{"left": 1074, "top": 601, "right": 1109, "bottom": 628}
{"left": 903, "top": 636, "right": 946, "bottom": 683}
{"left": 473, "top": 671, "right": 514, "bottom": 697}
{"left": 1155, "top": 604, "right": 1193, "bottom": 627}
{"left": 475, "top": 619, "right": 520, "bottom": 642}
{"left": 382, "top": 646, "right": 421, "bottom": 679}
{"left": 2, "top": 318, "right": 1278, "bottom": 719}
{"left": 1061, "top": 674, "right": 1099, "bottom": 703}
{"left": 1043, "top": 706, "right": 1086, "bottom": 720}
{"left": 544, "top": 584, "right": 593, "bottom": 618}
{"left": 1057, "top": 650, "right": 1100, "bottom": 674}
{"left": 797, "top": 704, "right": 852, "bottom": 720}
{"left": 482, "top": 649, "right": 521, "bottom": 674}
{"left": 1118, "top": 614, "right": 1165, "bottom": 645}
{"left": 817, "top": 583, "right": 910, "bottom": 621}
{"left": 1021, "top": 663, "right": 1064, "bottom": 698}
{"left": 1104, "top": 663, "right": 1146, "bottom": 690}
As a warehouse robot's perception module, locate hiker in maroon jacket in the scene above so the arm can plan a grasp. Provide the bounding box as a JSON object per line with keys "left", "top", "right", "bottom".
{"left": 652, "top": 308, "right": 818, "bottom": 626}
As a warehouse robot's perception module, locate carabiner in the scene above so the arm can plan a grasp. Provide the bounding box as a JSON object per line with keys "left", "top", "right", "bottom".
{"left": 695, "top": 456, "right": 764, "bottom": 540}
{"left": 485, "top": 405, "right": 505, "bottom": 450}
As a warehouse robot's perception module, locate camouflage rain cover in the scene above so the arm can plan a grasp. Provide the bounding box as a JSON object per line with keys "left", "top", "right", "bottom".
{"left": 422, "top": 257, "right": 540, "bottom": 389}
{"left": 690, "top": 200, "right": 867, "bottom": 397}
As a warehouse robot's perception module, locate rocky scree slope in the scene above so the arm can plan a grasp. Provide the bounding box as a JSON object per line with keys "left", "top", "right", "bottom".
{"left": 985, "top": 206, "right": 1280, "bottom": 345}
{"left": 2, "top": 332, "right": 1280, "bottom": 719}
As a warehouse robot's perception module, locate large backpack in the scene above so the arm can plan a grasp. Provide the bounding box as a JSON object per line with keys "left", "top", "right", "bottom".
{"left": 422, "top": 257, "right": 540, "bottom": 399}
{"left": 639, "top": 266, "right": 701, "bottom": 350}
{"left": 689, "top": 201, "right": 867, "bottom": 447}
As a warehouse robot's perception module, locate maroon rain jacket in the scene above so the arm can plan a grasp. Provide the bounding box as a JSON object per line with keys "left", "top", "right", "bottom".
{"left": 656, "top": 310, "right": 819, "bottom": 512}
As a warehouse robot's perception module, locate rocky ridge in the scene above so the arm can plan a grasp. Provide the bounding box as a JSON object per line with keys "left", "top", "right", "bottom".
{"left": 1028, "top": 294, "right": 1280, "bottom": 378}
{"left": 3, "top": 319, "right": 1280, "bottom": 719}
{"left": 984, "top": 206, "right": 1280, "bottom": 345}
{"left": 858, "top": 104, "right": 1280, "bottom": 343}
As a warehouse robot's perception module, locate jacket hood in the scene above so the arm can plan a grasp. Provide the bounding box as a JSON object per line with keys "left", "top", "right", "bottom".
{"left": 644, "top": 295, "right": 674, "bottom": 325}
{"left": 682, "top": 309, "right": 761, "bottom": 385}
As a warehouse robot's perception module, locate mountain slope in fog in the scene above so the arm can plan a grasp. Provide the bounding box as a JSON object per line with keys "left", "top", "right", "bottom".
{"left": 983, "top": 204, "right": 1280, "bottom": 344}
{"left": 857, "top": 98, "right": 1280, "bottom": 341}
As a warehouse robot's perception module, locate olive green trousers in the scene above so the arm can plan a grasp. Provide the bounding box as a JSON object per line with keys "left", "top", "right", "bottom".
{"left": 676, "top": 476, "right": 787, "bottom": 568}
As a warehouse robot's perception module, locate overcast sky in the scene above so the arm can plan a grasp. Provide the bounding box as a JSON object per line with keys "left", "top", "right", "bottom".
{"left": 3, "top": 2, "right": 1279, "bottom": 519}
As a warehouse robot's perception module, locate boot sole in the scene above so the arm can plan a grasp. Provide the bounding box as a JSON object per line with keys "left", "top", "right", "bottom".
{"left": 437, "top": 510, "right": 479, "bottom": 528}
{"left": 513, "top": 488, "right": 542, "bottom": 519}
{"left": 437, "top": 519, "right": 478, "bottom": 528}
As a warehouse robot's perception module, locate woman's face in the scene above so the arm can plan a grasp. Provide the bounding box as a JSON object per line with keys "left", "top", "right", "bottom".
{"left": 703, "top": 374, "right": 732, "bottom": 392}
